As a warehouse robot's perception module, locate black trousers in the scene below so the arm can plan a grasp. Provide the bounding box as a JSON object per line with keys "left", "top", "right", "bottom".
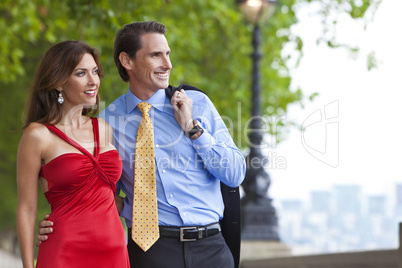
{"left": 127, "top": 228, "right": 234, "bottom": 268}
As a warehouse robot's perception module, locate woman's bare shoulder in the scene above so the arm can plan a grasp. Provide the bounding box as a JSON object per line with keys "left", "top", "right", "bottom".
{"left": 17, "top": 122, "right": 52, "bottom": 162}
{"left": 22, "top": 122, "right": 51, "bottom": 142}
{"left": 96, "top": 117, "right": 111, "bottom": 128}
{"left": 96, "top": 117, "right": 113, "bottom": 134}
{"left": 96, "top": 117, "right": 114, "bottom": 147}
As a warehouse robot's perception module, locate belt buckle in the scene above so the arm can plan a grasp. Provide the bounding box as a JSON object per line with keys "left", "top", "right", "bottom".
{"left": 180, "top": 227, "right": 198, "bottom": 242}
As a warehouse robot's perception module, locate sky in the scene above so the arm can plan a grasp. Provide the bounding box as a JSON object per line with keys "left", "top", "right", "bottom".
{"left": 268, "top": 0, "right": 402, "bottom": 203}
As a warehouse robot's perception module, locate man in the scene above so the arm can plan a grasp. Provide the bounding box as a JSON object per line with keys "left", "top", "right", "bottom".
{"left": 37, "top": 21, "right": 245, "bottom": 268}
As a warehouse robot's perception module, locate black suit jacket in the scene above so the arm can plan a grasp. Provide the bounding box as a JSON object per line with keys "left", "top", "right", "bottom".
{"left": 165, "top": 84, "right": 241, "bottom": 268}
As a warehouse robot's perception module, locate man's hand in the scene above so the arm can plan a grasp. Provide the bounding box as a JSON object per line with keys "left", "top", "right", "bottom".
{"left": 36, "top": 214, "right": 53, "bottom": 247}
{"left": 171, "top": 89, "right": 194, "bottom": 133}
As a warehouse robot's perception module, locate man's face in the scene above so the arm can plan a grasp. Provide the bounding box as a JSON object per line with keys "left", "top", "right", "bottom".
{"left": 130, "top": 33, "right": 172, "bottom": 93}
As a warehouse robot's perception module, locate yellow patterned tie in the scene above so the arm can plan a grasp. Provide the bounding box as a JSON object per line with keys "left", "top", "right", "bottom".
{"left": 132, "top": 102, "right": 159, "bottom": 251}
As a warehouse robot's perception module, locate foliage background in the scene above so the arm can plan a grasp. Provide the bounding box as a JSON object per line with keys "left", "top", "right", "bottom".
{"left": 0, "top": 0, "right": 380, "bottom": 252}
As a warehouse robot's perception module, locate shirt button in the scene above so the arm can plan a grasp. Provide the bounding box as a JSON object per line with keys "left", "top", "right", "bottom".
{"left": 183, "top": 212, "right": 187, "bottom": 217}
{"left": 169, "top": 194, "right": 173, "bottom": 198}
{"left": 162, "top": 170, "right": 166, "bottom": 173}
{"left": 196, "top": 146, "right": 200, "bottom": 150}
{"left": 155, "top": 144, "right": 159, "bottom": 148}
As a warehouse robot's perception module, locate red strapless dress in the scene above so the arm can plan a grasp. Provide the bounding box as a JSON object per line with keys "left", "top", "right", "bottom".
{"left": 36, "top": 118, "right": 129, "bottom": 268}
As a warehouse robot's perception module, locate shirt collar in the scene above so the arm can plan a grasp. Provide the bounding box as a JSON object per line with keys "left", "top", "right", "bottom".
{"left": 125, "top": 88, "right": 171, "bottom": 114}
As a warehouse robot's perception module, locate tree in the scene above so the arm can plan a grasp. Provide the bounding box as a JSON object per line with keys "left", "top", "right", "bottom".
{"left": 0, "top": 0, "right": 380, "bottom": 233}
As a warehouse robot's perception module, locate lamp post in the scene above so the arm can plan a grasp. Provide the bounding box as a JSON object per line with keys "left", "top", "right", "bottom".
{"left": 237, "top": 0, "right": 280, "bottom": 240}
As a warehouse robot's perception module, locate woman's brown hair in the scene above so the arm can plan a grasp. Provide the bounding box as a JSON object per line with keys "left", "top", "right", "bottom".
{"left": 23, "top": 40, "right": 104, "bottom": 129}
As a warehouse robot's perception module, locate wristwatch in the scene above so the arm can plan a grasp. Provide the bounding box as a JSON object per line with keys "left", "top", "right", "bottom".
{"left": 185, "top": 120, "right": 204, "bottom": 138}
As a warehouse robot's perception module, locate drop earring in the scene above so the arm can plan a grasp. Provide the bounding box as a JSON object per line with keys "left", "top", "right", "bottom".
{"left": 58, "top": 92, "right": 64, "bottom": 104}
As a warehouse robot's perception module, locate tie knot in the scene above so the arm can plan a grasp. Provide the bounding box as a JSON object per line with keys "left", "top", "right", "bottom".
{"left": 138, "top": 102, "right": 152, "bottom": 115}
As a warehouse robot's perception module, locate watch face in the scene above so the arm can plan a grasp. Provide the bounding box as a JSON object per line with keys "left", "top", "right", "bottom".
{"left": 187, "top": 120, "right": 203, "bottom": 138}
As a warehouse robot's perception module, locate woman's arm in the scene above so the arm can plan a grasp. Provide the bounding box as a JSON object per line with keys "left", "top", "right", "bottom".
{"left": 16, "top": 124, "right": 46, "bottom": 268}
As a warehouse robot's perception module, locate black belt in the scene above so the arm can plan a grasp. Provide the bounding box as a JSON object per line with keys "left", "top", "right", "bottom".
{"left": 159, "top": 223, "right": 221, "bottom": 242}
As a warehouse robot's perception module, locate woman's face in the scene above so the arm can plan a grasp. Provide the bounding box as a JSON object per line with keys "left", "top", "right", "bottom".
{"left": 58, "top": 53, "right": 100, "bottom": 110}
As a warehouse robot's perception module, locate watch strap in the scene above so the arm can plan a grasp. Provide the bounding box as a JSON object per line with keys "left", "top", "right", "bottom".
{"left": 185, "top": 120, "right": 204, "bottom": 138}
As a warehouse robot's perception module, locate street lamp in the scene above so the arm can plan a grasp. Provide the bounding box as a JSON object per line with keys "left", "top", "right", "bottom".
{"left": 237, "top": 0, "right": 280, "bottom": 240}
{"left": 238, "top": 0, "right": 277, "bottom": 25}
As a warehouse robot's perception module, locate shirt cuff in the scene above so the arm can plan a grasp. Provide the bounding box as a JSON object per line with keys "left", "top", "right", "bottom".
{"left": 191, "top": 130, "right": 216, "bottom": 153}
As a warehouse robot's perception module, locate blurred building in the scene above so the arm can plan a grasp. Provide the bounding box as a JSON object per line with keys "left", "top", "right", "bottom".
{"left": 277, "top": 183, "right": 400, "bottom": 255}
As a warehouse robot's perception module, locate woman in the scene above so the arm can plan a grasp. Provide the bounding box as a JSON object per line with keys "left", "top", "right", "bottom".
{"left": 16, "top": 40, "right": 130, "bottom": 268}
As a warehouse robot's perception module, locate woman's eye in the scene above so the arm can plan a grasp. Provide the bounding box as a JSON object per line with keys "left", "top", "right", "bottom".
{"left": 76, "top": 72, "right": 85, "bottom": 77}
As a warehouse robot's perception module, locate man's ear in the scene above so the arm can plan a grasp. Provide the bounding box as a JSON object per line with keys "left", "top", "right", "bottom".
{"left": 119, "top": 52, "right": 133, "bottom": 70}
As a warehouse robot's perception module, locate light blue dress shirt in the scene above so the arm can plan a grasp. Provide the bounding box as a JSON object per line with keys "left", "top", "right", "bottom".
{"left": 99, "top": 88, "right": 246, "bottom": 227}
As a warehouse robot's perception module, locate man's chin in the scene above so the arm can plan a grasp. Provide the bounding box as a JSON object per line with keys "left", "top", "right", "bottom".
{"left": 159, "top": 81, "right": 170, "bottom": 89}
